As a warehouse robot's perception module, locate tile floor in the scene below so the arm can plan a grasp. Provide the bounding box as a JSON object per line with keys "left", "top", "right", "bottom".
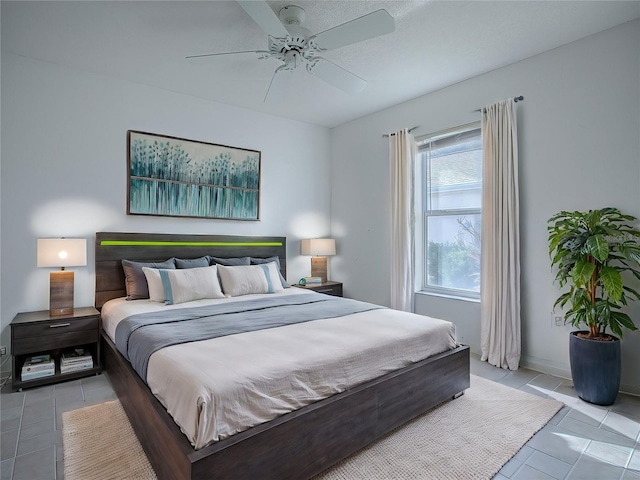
{"left": 0, "top": 354, "right": 639, "bottom": 480}
{"left": 0, "top": 372, "right": 116, "bottom": 480}
{"left": 472, "top": 356, "right": 640, "bottom": 480}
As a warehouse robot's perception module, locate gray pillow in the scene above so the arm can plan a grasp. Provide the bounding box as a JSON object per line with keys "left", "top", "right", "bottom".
{"left": 210, "top": 257, "right": 251, "bottom": 266}
{"left": 174, "top": 256, "right": 210, "bottom": 269}
{"left": 250, "top": 256, "right": 290, "bottom": 288}
{"left": 122, "top": 259, "right": 175, "bottom": 300}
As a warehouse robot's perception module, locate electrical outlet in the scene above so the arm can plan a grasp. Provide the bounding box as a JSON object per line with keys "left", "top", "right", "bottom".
{"left": 550, "top": 312, "right": 564, "bottom": 327}
{"left": 0, "top": 346, "right": 6, "bottom": 356}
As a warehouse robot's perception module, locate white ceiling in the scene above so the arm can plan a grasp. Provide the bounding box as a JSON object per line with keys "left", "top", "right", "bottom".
{"left": 2, "top": 1, "right": 639, "bottom": 128}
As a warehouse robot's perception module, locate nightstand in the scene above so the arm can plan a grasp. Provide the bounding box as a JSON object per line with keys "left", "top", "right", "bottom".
{"left": 293, "top": 281, "right": 343, "bottom": 297}
{"left": 11, "top": 307, "right": 101, "bottom": 391}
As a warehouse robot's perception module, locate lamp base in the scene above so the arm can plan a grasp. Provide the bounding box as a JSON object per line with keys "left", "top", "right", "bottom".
{"left": 50, "top": 270, "right": 74, "bottom": 316}
{"left": 311, "top": 257, "right": 328, "bottom": 283}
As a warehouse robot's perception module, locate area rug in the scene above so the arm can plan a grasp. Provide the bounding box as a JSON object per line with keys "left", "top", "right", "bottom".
{"left": 62, "top": 375, "right": 563, "bottom": 480}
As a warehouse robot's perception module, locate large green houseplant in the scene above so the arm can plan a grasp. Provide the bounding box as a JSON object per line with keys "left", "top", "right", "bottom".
{"left": 548, "top": 207, "right": 640, "bottom": 405}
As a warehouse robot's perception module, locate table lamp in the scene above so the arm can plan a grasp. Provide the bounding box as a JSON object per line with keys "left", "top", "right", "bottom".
{"left": 301, "top": 238, "right": 336, "bottom": 283}
{"left": 37, "top": 238, "right": 87, "bottom": 316}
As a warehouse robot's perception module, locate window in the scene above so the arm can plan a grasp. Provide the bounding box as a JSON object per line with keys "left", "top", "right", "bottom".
{"left": 418, "top": 123, "right": 482, "bottom": 299}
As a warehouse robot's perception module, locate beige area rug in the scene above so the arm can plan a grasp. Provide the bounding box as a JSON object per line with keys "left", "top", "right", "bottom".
{"left": 62, "top": 400, "right": 157, "bottom": 480}
{"left": 62, "top": 375, "right": 563, "bottom": 480}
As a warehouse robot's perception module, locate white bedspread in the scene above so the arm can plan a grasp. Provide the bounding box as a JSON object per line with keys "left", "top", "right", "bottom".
{"left": 101, "top": 289, "right": 457, "bottom": 450}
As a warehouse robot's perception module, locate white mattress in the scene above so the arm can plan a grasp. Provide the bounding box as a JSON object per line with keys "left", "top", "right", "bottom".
{"left": 101, "top": 289, "right": 457, "bottom": 450}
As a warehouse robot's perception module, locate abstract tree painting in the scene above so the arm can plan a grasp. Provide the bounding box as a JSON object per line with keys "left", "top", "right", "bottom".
{"left": 127, "top": 131, "right": 260, "bottom": 220}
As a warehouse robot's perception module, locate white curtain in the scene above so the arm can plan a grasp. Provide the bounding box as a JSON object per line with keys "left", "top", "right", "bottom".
{"left": 480, "top": 99, "right": 521, "bottom": 370}
{"left": 389, "top": 129, "right": 416, "bottom": 312}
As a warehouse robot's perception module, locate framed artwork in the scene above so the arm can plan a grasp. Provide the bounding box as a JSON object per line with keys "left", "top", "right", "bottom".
{"left": 127, "top": 131, "right": 261, "bottom": 220}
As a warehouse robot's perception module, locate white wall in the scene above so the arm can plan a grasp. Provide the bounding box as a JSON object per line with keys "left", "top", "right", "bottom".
{"left": 0, "top": 54, "right": 332, "bottom": 352}
{"left": 331, "top": 20, "right": 640, "bottom": 394}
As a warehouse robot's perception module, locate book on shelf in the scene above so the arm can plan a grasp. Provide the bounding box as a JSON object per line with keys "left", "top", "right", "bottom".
{"left": 22, "top": 369, "right": 55, "bottom": 381}
{"left": 61, "top": 348, "right": 92, "bottom": 366}
{"left": 61, "top": 361, "right": 93, "bottom": 374}
{"left": 29, "top": 354, "right": 51, "bottom": 363}
{"left": 22, "top": 356, "right": 55, "bottom": 374}
{"left": 22, "top": 356, "right": 55, "bottom": 381}
{"left": 61, "top": 356, "right": 92, "bottom": 366}
{"left": 22, "top": 362, "right": 54, "bottom": 374}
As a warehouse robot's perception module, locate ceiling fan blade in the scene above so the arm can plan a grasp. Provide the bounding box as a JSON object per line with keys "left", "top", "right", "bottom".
{"left": 237, "top": 1, "right": 289, "bottom": 39}
{"left": 312, "top": 9, "right": 394, "bottom": 51}
{"left": 307, "top": 58, "right": 367, "bottom": 94}
{"left": 264, "top": 66, "right": 294, "bottom": 103}
{"left": 186, "top": 50, "right": 269, "bottom": 64}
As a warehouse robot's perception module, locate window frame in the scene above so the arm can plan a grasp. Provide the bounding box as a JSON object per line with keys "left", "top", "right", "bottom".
{"left": 417, "top": 122, "right": 482, "bottom": 300}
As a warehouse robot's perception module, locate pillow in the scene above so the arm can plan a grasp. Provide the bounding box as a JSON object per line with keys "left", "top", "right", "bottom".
{"left": 217, "top": 263, "right": 285, "bottom": 297}
{"left": 250, "top": 256, "right": 290, "bottom": 288}
{"left": 157, "top": 265, "right": 225, "bottom": 305}
{"left": 174, "top": 256, "right": 210, "bottom": 269}
{"left": 122, "top": 259, "right": 175, "bottom": 300}
{"left": 141, "top": 267, "right": 166, "bottom": 302}
{"left": 210, "top": 256, "right": 251, "bottom": 266}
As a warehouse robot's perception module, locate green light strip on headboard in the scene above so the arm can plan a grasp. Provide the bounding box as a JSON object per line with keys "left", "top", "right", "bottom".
{"left": 101, "top": 241, "right": 282, "bottom": 247}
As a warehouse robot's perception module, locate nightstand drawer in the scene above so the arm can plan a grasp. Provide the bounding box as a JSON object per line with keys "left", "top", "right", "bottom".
{"left": 313, "top": 285, "right": 342, "bottom": 296}
{"left": 12, "top": 316, "right": 98, "bottom": 339}
{"left": 13, "top": 330, "right": 99, "bottom": 355}
{"left": 293, "top": 281, "right": 343, "bottom": 297}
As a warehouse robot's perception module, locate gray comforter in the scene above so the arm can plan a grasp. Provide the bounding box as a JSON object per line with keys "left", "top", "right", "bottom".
{"left": 115, "top": 293, "right": 384, "bottom": 382}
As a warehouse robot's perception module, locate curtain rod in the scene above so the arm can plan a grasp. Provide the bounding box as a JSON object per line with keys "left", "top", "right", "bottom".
{"left": 382, "top": 126, "right": 420, "bottom": 138}
{"left": 474, "top": 95, "right": 524, "bottom": 112}
{"left": 383, "top": 95, "right": 524, "bottom": 137}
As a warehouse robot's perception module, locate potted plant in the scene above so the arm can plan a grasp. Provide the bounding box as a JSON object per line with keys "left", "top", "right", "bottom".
{"left": 548, "top": 207, "right": 640, "bottom": 405}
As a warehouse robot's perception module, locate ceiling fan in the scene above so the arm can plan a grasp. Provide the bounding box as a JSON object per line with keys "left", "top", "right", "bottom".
{"left": 186, "top": 1, "right": 395, "bottom": 101}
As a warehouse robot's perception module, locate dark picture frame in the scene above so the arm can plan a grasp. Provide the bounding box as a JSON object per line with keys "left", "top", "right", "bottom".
{"left": 127, "top": 131, "right": 261, "bottom": 220}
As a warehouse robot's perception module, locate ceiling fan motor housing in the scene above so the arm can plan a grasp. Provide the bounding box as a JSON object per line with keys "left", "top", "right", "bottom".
{"left": 269, "top": 15, "right": 316, "bottom": 68}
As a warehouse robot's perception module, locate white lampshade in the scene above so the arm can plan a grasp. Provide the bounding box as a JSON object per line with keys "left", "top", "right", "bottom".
{"left": 37, "top": 238, "right": 87, "bottom": 268}
{"left": 301, "top": 238, "right": 336, "bottom": 257}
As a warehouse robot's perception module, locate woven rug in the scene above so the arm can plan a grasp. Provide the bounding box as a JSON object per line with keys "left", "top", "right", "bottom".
{"left": 62, "top": 375, "right": 563, "bottom": 480}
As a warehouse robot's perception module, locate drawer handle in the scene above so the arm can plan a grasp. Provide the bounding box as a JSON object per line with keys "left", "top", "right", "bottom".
{"left": 317, "top": 289, "right": 333, "bottom": 293}
{"left": 49, "top": 323, "right": 71, "bottom": 328}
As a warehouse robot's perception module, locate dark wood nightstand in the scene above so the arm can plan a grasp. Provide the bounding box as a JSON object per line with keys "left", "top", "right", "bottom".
{"left": 293, "top": 281, "right": 343, "bottom": 297}
{"left": 10, "top": 307, "right": 101, "bottom": 391}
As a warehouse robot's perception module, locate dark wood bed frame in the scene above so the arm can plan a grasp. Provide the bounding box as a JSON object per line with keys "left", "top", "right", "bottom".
{"left": 95, "top": 232, "right": 470, "bottom": 480}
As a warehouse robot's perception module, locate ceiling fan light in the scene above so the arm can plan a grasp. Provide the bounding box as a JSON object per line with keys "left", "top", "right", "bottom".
{"left": 284, "top": 50, "right": 302, "bottom": 69}
{"left": 279, "top": 5, "right": 305, "bottom": 26}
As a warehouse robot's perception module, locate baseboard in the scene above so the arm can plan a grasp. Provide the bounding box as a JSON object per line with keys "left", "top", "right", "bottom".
{"left": 520, "top": 354, "right": 640, "bottom": 397}
{"left": 468, "top": 346, "right": 482, "bottom": 357}
{"left": 519, "top": 355, "right": 572, "bottom": 382}
{"left": 622, "top": 384, "right": 640, "bottom": 396}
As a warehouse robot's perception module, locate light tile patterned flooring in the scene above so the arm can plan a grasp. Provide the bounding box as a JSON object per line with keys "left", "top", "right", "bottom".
{"left": 0, "top": 373, "right": 116, "bottom": 480}
{"left": 472, "top": 356, "right": 640, "bottom": 480}
{"left": 0, "top": 354, "right": 638, "bottom": 479}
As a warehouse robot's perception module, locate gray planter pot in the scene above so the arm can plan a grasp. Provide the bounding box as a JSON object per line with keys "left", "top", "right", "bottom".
{"left": 569, "top": 331, "right": 621, "bottom": 406}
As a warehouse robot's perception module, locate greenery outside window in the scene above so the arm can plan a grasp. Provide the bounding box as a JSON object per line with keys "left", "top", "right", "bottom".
{"left": 418, "top": 123, "right": 482, "bottom": 299}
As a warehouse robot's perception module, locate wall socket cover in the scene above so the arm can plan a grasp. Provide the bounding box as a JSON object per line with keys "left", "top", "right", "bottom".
{"left": 0, "top": 346, "right": 6, "bottom": 356}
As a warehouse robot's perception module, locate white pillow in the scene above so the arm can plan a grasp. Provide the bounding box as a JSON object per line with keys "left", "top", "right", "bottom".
{"left": 217, "top": 262, "right": 285, "bottom": 297}
{"left": 142, "top": 267, "right": 165, "bottom": 303}
{"left": 156, "top": 265, "right": 225, "bottom": 305}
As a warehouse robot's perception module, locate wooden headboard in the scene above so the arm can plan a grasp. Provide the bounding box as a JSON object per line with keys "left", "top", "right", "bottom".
{"left": 95, "top": 232, "right": 287, "bottom": 308}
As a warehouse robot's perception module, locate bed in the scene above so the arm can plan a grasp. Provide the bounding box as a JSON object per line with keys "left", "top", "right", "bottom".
{"left": 96, "top": 232, "right": 470, "bottom": 480}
